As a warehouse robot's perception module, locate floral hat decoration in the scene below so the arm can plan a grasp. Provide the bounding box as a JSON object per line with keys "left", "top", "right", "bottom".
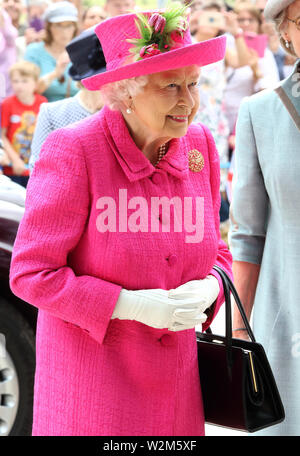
{"left": 82, "top": 2, "right": 226, "bottom": 91}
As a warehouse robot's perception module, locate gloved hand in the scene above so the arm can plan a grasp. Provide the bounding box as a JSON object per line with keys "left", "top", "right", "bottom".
{"left": 168, "top": 275, "right": 220, "bottom": 317}
{"left": 111, "top": 287, "right": 208, "bottom": 332}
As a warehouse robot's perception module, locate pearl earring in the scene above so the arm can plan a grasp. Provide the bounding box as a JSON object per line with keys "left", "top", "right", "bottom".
{"left": 126, "top": 107, "right": 132, "bottom": 114}
{"left": 285, "top": 39, "right": 290, "bottom": 48}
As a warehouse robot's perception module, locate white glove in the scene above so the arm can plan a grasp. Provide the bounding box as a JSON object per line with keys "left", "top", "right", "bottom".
{"left": 168, "top": 275, "right": 220, "bottom": 317}
{"left": 111, "top": 288, "right": 208, "bottom": 332}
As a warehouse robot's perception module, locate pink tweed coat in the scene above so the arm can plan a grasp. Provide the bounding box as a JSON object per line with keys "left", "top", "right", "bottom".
{"left": 10, "top": 106, "right": 232, "bottom": 436}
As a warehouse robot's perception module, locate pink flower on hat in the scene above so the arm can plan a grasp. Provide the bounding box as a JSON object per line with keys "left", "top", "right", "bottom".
{"left": 139, "top": 43, "right": 162, "bottom": 59}
{"left": 148, "top": 13, "right": 166, "bottom": 34}
{"left": 170, "top": 30, "right": 185, "bottom": 48}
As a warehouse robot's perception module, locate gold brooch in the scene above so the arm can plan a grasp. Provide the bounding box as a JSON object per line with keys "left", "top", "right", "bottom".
{"left": 188, "top": 149, "right": 204, "bottom": 172}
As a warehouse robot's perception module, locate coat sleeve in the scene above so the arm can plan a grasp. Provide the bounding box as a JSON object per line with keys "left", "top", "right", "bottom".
{"left": 228, "top": 97, "right": 269, "bottom": 264}
{"left": 201, "top": 124, "right": 233, "bottom": 331}
{"left": 9, "top": 127, "right": 122, "bottom": 345}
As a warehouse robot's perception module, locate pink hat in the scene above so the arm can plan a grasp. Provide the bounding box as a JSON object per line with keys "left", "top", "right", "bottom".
{"left": 82, "top": 4, "right": 226, "bottom": 90}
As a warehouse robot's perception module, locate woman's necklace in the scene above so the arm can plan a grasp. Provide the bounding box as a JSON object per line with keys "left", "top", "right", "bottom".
{"left": 155, "top": 143, "right": 167, "bottom": 166}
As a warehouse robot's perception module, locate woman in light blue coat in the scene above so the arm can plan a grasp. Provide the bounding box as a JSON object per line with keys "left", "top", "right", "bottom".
{"left": 229, "top": 0, "right": 300, "bottom": 436}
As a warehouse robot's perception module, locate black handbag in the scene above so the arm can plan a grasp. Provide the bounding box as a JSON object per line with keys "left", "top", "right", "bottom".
{"left": 196, "top": 265, "right": 285, "bottom": 433}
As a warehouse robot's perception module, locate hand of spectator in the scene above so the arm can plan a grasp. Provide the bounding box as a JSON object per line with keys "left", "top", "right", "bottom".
{"left": 55, "top": 51, "right": 70, "bottom": 79}
{"left": 248, "top": 48, "right": 259, "bottom": 63}
{"left": 25, "top": 27, "right": 42, "bottom": 45}
{"left": 12, "top": 157, "right": 26, "bottom": 176}
{"left": 223, "top": 11, "right": 240, "bottom": 36}
{"left": 261, "top": 21, "right": 277, "bottom": 37}
{"left": 248, "top": 48, "right": 262, "bottom": 80}
{"left": 38, "top": 29, "right": 45, "bottom": 41}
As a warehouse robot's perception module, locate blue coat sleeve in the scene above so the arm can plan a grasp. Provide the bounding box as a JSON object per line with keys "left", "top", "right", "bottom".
{"left": 228, "top": 97, "right": 269, "bottom": 264}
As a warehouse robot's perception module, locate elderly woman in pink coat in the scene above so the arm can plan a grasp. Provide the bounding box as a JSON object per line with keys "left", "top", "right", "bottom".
{"left": 10, "top": 3, "right": 232, "bottom": 436}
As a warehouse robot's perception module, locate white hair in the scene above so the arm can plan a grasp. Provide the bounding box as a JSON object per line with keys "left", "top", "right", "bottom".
{"left": 100, "top": 75, "right": 149, "bottom": 111}
{"left": 273, "top": 8, "right": 297, "bottom": 57}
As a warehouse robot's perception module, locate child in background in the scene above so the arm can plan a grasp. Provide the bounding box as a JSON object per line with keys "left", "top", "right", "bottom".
{"left": 1, "top": 60, "right": 47, "bottom": 187}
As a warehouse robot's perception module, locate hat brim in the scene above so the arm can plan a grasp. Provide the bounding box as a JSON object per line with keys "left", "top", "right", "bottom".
{"left": 48, "top": 16, "right": 78, "bottom": 23}
{"left": 82, "top": 35, "right": 226, "bottom": 91}
{"left": 264, "top": 0, "right": 295, "bottom": 20}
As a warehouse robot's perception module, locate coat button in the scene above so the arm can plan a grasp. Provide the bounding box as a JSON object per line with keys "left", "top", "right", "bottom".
{"left": 151, "top": 173, "right": 161, "bottom": 185}
{"left": 167, "top": 254, "right": 177, "bottom": 266}
{"left": 159, "top": 334, "right": 175, "bottom": 346}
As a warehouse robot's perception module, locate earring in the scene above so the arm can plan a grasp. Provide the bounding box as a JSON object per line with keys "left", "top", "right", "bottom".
{"left": 285, "top": 39, "right": 290, "bottom": 48}
{"left": 126, "top": 107, "right": 132, "bottom": 114}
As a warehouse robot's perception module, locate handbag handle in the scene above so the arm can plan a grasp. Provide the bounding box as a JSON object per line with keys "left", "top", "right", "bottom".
{"left": 210, "top": 266, "right": 256, "bottom": 374}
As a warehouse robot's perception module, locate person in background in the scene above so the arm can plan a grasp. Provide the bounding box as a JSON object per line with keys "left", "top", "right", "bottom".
{"left": 1, "top": 61, "right": 47, "bottom": 187}
{"left": 2, "top": 0, "right": 26, "bottom": 34}
{"left": 224, "top": 2, "right": 280, "bottom": 133}
{"left": 104, "top": 0, "right": 135, "bottom": 17}
{"left": 81, "top": 5, "right": 107, "bottom": 30}
{"left": 24, "top": 1, "right": 79, "bottom": 102}
{"left": 15, "top": 0, "right": 48, "bottom": 59}
{"left": 229, "top": 0, "right": 300, "bottom": 436}
{"left": 0, "top": 7, "right": 18, "bottom": 96}
{"left": 29, "top": 26, "right": 106, "bottom": 171}
{"left": 27, "top": 0, "right": 46, "bottom": 31}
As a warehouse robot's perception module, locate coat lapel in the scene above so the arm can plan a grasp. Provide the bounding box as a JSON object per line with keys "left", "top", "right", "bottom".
{"left": 99, "top": 106, "right": 189, "bottom": 182}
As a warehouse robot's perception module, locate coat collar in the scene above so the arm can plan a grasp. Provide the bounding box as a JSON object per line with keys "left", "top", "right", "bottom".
{"left": 98, "top": 106, "right": 189, "bottom": 182}
{"left": 274, "top": 59, "right": 300, "bottom": 131}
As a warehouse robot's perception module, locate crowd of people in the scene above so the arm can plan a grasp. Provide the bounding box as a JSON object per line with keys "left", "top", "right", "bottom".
{"left": 0, "top": 0, "right": 134, "bottom": 186}
{"left": 2, "top": 0, "right": 300, "bottom": 437}
{"left": 0, "top": 0, "right": 294, "bottom": 198}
